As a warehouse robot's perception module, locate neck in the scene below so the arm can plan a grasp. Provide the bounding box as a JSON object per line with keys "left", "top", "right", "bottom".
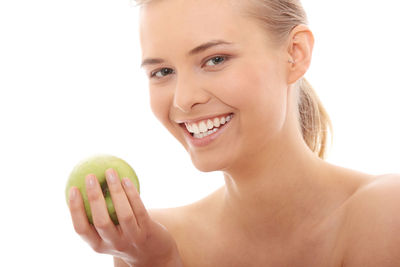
{"left": 219, "top": 120, "right": 343, "bottom": 243}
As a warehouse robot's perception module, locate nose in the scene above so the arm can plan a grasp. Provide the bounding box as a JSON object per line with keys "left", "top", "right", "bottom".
{"left": 173, "top": 72, "right": 211, "bottom": 113}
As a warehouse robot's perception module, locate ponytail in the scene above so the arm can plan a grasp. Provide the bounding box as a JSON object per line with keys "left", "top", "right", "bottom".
{"left": 298, "top": 77, "right": 333, "bottom": 159}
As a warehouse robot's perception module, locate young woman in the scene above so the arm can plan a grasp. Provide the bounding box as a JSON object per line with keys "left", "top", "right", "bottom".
{"left": 68, "top": 0, "right": 400, "bottom": 266}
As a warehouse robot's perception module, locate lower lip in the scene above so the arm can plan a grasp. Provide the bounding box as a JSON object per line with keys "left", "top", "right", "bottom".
{"left": 182, "top": 114, "right": 234, "bottom": 147}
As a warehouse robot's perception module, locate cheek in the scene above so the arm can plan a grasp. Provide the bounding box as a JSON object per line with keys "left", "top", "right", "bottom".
{"left": 217, "top": 62, "right": 287, "bottom": 144}
{"left": 217, "top": 62, "right": 285, "bottom": 116}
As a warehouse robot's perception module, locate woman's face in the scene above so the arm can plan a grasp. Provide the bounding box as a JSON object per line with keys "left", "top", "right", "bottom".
{"left": 139, "top": 0, "right": 291, "bottom": 172}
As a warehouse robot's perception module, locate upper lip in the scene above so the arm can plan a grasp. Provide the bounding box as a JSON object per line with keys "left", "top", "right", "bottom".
{"left": 174, "top": 112, "right": 233, "bottom": 124}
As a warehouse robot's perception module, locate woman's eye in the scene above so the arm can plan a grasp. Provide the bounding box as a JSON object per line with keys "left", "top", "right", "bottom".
{"left": 150, "top": 68, "right": 174, "bottom": 79}
{"left": 204, "top": 55, "right": 228, "bottom": 67}
{"left": 149, "top": 56, "right": 229, "bottom": 79}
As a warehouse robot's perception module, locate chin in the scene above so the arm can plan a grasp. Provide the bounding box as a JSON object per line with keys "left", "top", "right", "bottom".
{"left": 189, "top": 153, "right": 229, "bottom": 173}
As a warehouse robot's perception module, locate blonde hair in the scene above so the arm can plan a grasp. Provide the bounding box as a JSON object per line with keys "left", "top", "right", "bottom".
{"left": 134, "top": 0, "right": 333, "bottom": 159}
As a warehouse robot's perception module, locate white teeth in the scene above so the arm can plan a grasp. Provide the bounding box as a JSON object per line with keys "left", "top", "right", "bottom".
{"left": 193, "top": 128, "right": 218, "bottom": 139}
{"left": 186, "top": 123, "right": 193, "bottom": 133}
{"left": 207, "top": 119, "right": 213, "bottom": 129}
{"left": 213, "top": 117, "right": 220, "bottom": 127}
{"left": 199, "top": 121, "right": 208, "bottom": 133}
{"left": 192, "top": 124, "right": 200, "bottom": 134}
{"left": 185, "top": 114, "right": 233, "bottom": 137}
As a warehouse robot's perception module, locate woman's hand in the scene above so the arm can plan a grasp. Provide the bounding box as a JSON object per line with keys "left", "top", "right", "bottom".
{"left": 68, "top": 168, "right": 183, "bottom": 267}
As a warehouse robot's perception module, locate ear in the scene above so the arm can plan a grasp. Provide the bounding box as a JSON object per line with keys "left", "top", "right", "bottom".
{"left": 286, "top": 24, "right": 315, "bottom": 85}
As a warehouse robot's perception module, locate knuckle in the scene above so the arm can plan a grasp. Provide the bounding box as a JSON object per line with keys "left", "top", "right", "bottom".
{"left": 133, "top": 200, "right": 148, "bottom": 218}
{"left": 87, "top": 191, "right": 102, "bottom": 202}
{"left": 69, "top": 200, "right": 80, "bottom": 211}
{"left": 94, "top": 219, "right": 111, "bottom": 230}
{"left": 109, "top": 182, "right": 124, "bottom": 193}
{"left": 132, "top": 193, "right": 142, "bottom": 203}
{"left": 135, "top": 209, "right": 149, "bottom": 223}
{"left": 69, "top": 200, "right": 84, "bottom": 214}
{"left": 119, "top": 214, "right": 135, "bottom": 225}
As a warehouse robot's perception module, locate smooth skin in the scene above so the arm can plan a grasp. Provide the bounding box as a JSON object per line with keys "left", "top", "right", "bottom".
{"left": 69, "top": 0, "right": 400, "bottom": 266}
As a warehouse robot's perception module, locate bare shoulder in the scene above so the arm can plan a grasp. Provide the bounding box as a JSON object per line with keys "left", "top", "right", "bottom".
{"left": 342, "top": 173, "right": 400, "bottom": 266}
{"left": 148, "top": 206, "right": 184, "bottom": 230}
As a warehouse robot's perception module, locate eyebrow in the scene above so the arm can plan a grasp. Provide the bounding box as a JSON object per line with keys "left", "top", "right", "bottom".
{"left": 140, "top": 39, "right": 233, "bottom": 68}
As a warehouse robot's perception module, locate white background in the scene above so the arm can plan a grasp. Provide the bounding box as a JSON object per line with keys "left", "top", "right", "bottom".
{"left": 0, "top": 0, "right": 399, "bottom": 266}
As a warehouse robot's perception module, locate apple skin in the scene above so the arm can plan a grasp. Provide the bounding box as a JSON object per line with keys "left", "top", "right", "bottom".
{"left": 65, "top": 154, "right": 140, "bottom": 225}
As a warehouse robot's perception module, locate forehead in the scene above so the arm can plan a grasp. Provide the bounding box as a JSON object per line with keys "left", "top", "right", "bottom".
{"left": 139, "top": 0, "right": 268, "bottom": 59}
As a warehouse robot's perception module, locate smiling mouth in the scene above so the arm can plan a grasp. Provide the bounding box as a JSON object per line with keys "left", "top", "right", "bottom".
{"left": 180, "top": 113, "right": 234, "bottom": 139}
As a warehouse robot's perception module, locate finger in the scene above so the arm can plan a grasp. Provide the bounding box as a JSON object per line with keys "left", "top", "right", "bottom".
{"left": 85, "top": 174, "right": 120, "bottom": 244}
{"left": 68, "top": 186, "right": 103, "bottom": 250}
{"left": 105, "top": 168, "right": 139, "bottom": 239}
{"left": 122, "top": 177, "right": 150, "bottom": 229}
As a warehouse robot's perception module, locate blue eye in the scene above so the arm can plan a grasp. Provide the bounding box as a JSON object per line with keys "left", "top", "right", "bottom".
{"left": 149, "top": 55, "right": 229, "bottom": 79}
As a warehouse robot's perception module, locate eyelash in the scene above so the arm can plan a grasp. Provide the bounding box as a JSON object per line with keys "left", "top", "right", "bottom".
{"left": 149, "top": 55, "right": 230, "bottom": 79}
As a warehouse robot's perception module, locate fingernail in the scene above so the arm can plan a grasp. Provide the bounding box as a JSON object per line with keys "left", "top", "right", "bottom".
{"left": 123, "top": 178, "right": 132, "bottom": 187}
{"left": 69, "top": 187, "right": 77, "bottom": 200}
{"left": 106, "top": 168, "right": 117, "bottom": 183}
{"left": 86, "top": 174, "right": 95, "bottom": 188}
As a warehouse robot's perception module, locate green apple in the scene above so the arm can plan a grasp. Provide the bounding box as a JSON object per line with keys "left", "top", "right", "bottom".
{"left": 65, "top": 154, "right": 140, "bottom": 225}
